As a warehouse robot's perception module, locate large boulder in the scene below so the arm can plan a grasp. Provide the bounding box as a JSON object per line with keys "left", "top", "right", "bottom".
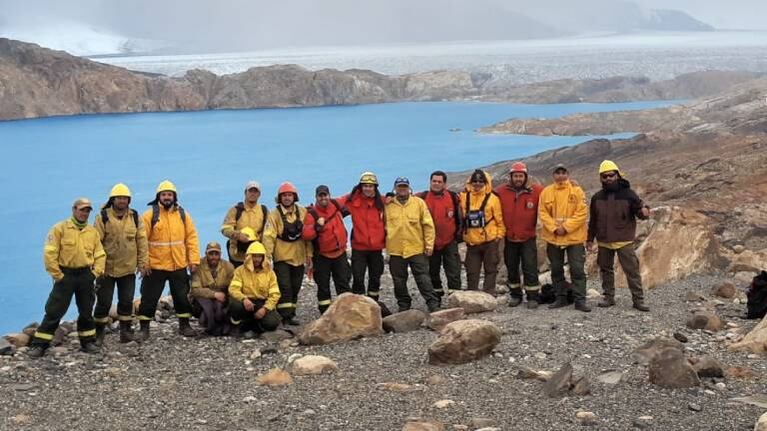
{"left": 382, "top": 310, "right": 427, "bottom": 333}
{"left": 632, "top": 337, "right": 685, "bottom": 365}
{"left": 648, "top": 347, "right": 700, "bottom": 388}
{"left": 428, "top": 319, "right": 502, "bottom": 365}
{"left": 755, "top": 412, "right": 767, "bottom": 431}
{"left": 298, "top": 293, "right": 383, "bottom": 345}
{"left": 730, "top": 314, "right": 767, "bottom": 355}
{"left": 445, "top": 291, "right": 497, "bottom": 314}
{"left": 289, "top": 355, "right": 338, "bottom": 376}
{"left": 426, "top": 308, "right": 466, "bottom": 332}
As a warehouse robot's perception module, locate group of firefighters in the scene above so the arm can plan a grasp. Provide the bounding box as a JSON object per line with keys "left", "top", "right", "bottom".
{"left": 27, "top": 159, "right": 651, "bottom": 357}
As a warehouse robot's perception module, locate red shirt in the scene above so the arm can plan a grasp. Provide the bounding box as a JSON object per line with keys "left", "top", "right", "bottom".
{"left": 336, "top": 192, "right": 386, "bottom": 251}
{"left": 495, "top": 183, "right": 543, "bottom": 242}
{"left": 418, "top": 191, "right": 460, "bottom": 250}
{"left": 303, "top": 201, "right": 348, "bottom": 258}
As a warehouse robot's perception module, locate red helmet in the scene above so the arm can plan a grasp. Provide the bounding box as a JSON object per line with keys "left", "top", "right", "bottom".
{"left": 510, "top": 162, "right": 528, "bottom": 174}
{"left": 276, "top": 182, "right": 299, "bottom": 203}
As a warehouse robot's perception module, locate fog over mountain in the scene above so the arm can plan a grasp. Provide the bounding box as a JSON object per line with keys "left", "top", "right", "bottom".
{"left": 0, "top": 0, "right": 763, "bottom": 55}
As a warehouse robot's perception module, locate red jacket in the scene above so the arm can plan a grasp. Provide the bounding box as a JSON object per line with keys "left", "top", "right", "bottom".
{"left": 337, "top": 192, "right": 386, "bottom": 251}
{"left": 303, "top": 200, "right": 348, "bottom": 258}
{"left": 495, "top": 183, "right": 543, "bottom": 242}
{"left": 417, "top": 191, "right": 461, "bottom": 250}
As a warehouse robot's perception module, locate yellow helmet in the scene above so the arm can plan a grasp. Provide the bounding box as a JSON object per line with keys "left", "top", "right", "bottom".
{"left": 156, "top": 180, "right": 177, "bottom": 194}
{"left": 359, "top": 171, "right": 378, "bottom": 185}
{"left": 246, "top": 241, "right": 266, "bottom": 255}
{"left": 109, "top": 183, "right": 131, "bottom": 198}
{"left": 599, "top": 160, "right": 621, "bottom": 175}
{"left": 240, "top": 227, "right": 258, "bottom": 242}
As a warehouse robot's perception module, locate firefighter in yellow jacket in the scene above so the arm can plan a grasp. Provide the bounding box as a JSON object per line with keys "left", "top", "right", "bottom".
{"left": 221, "top": 180, "right": 269, "bottom": 268}
{"left": 385, "top": 177, "right": 441, "bottom": 312}
{"left": 93, "top": 183, "right": 148, "bottom": 345}
{"left": 228, "top": 242, "right": 281, "bottom": 337}
{"left": 29, "top": 198, "right": 106, "bottom": 358}
{"left": 137, "top": 180, "right": 200, "bottom": 339}
{"left": 262, "top": 182, "right": 313, "bottom": 325}
{"left": 539, "top": 164, "right": 591, "bottom": 312}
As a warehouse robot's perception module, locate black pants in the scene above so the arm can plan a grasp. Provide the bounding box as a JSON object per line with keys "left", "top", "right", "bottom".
{"left": 228, "top": 299, "right": 280, "bottom": 333}
{"left": 230, "top": 259, "right": 243, "bottom": 269}
{"left": 597, "top": 244, "right": 644, "bottom": 301}
{"left": 94, "top": 274, "right": 136, "bottom": 324}
{"left": 504, "top": 238, "right": 540, "bottom": 292}
{"left": 546, "top": 243, "right": 586, "bottom": 301}
{"left": 390, "top": 254, "right": 440, "bottom": 312}
{"left": 428, "top": 241, "right": 461, "bottom": 296}
{"left": 32, "top": 268, "right": 96, "bottom": 346}
{"left": 274, "top": 261, "right": 304, "bottom": 319}
{"left": 314, "top": 253, "right": 351, "bottom": 313}
{"left": 137, "top": 269, "right": 193, "bottom": 320}
{"left": 351, "top": 249, "right": 384, "bottom": 299}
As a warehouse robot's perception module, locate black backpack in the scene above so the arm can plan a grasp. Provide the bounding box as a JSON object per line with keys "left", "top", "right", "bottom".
{"left": 226, "top": 202, "right": 269, "bottom": 260}
{"left": 538, "top": 282, "right": 574, "bottom": 304}
{"left": 99, "top": 208, "right": 139, "bottom": 241}
{"left": 150, "top": 204, "right": 186, "bottom": 230}
{"left": 276, "top": 206, "right": 304, "bottom": 242}
{"left": 746, "top": 271, "right": 767, "bottom": 319}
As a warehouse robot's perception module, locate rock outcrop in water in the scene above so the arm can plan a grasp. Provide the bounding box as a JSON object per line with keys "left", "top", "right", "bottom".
{"left": 0, "top": 38, "right": 762, "bottom": 121}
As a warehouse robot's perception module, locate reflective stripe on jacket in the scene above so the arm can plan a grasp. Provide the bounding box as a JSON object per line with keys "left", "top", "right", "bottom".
{"left": 143, "top": 205, "right": 200, "bottom": 271}
{"left": 228, "top": 258, "right": 281, "bottom": 310}
{"left": 44, "top": 219, "right": 106, "bottom": 281}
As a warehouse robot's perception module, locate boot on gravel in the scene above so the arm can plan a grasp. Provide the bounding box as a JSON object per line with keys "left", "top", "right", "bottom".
{"left": 597, "top": 296, "right": 616, "bottom": 308}
{"left": 138, "top": 320, "right": 150, "bottom": 342}
{"left": 526, "top": 290, "right": 540, "bottom": 310}
{"left": 178, "top": 318, "right": 198, "bottom": 337}
{"left": 574, "top": 300, "right": 592, "bottom": 313}
{"left": 508, "top": 288, "right": 524, "bottom": 307}
{"left": 119, "top": 321, "right": 134, "bottom": 343}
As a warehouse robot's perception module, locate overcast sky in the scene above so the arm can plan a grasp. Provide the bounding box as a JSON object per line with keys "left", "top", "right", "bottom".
{"left": 1, "top": 0, "right": 764, "bottom": 53}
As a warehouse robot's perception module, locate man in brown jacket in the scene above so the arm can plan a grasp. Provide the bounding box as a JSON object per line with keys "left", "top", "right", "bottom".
{"left": 587, "top": 160, "right": 651, "bottom": 312}
{"left": 190, "top": 242, "right": 235, "bottom": 335}
{"left": 93, "top": 184, "right": 148, "bottom": 344}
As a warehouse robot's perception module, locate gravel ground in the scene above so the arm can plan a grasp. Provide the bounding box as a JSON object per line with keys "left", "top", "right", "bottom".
{"left": 1, "top": 272, "right": 766, "bottom": 431}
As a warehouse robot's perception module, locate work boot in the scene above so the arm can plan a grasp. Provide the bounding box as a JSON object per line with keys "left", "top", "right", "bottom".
{"left": 119, "top": 321, "right": 134, "bottom": 343}
{"left": 508, "top": 288, "right": 524, "bottom": 307}
{"left": 138, "top": 320, "right": 150, "bottom": 342}
{"left": 427, "top": 301, "right": 441, "bottom": 313}
{"left": 229, "top": 324, "right": 242, "bottom": 338}
{"left": 80, "top": 341, "right": 101, "bottom": 354}
{"left": 526, "top": 291, "right": 539, "bottom": 310}
{"left": 178, "top": 318, "right": 197, "bottom": 337}
{"left": 548, "top": 296, "right": 569, "bottom": 309}
{"left": 574, "top": 300, "right": 592, "bottom": 313}
{"left": 633, "top": 299, "right": 650, "bottom": 312}
{"left": 27, "top": 345, "right": 46, "bottom": 359}
{"left": 283, "top": 317, "right": 300, "bottom": 326}
{"left": 94, "top": 323, "right": 106, "bottom": 347}
{"left": 597, "top": 296, "right": 616, "bottom": 308}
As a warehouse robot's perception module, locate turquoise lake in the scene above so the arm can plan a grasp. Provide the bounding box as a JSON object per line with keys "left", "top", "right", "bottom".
{"left": 0, "top": 100, "right": 678, "bottom": 333}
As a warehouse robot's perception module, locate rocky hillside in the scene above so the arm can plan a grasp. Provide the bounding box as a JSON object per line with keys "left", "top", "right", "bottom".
{"left": 1, "top": 38, "right": 762, "bottom": 121}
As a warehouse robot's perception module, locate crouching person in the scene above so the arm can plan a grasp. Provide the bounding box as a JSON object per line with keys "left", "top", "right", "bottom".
{"left": 228, "top": 242, "right": 281, "bottom": 338}
{"left": 191, "top": 242, "right": 235, "bottom": 336}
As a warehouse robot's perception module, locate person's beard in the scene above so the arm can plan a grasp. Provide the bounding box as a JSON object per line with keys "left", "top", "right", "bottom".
{"left": 602, "top": 181, "right": 619, "bottom": 191}
{"left": 161, "top": 199, "right": 174, "bottom": 209}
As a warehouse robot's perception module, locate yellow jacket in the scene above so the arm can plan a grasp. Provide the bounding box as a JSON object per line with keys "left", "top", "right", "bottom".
{"left": 142, "top": 205, "right": 200, "bottom": 271}
{"left": 228, "top": 258, "right": 281, "bottom": 310}
{"left": 263, "top": 205, "right": 313, "bottom": 266}
{"left": 220, "top": 202, "right": 268, "bottom": 262}
{"left": 384, "top": 195, "right": 435, "bottom": 258}
{"left": 44, "top": 219, "right": 106, "bottom": 281}
{"left": 191, "top": 259, "right": 235, "bottom": 299}
{"left": 538, "top": 180, "right": 588, "bottom": 246}
{"left": 460, "top": 173, "right": 506, "bottom": 246}
{"left": 94, "top": 207, "right": 148, "bottom": 278}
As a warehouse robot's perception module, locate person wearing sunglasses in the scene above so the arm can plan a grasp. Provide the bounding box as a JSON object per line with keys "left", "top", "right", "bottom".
{"left": 587, "top": 160, "right": 651, "bottom": 312}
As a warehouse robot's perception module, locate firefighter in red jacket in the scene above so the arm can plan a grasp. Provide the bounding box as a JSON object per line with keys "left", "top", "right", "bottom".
{"left": 495, "top": 162, "right": 544, "bottom": 309}
{"left": 303, "top": 185, "right": 351, "bottom": 314}
{"left": 416, "top": 171, "right": 462, "bottom": 299}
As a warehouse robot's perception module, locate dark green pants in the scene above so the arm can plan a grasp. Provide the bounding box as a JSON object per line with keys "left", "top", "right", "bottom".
{"left": 313, "top": 253, "right": 351, "bottom": 313}
{"left": 228, "top": 298, "right": 280, "bottom": 333}
{"left": 137, "top": 269, "right": 193, "bottom": 320}
{"left": 597, "top": 244, "right": 644, "bottom": 301}
{"left": 390, "top": 254, "right": 440, "bottom": 312}
{"left": 32, "top": 268, "right": 96, "bottom": 346}
{"left": 351, "top": 249, "right": 384, "bottom": 299}
{"left": 465, "top": 241, "right": 499, "bottom": 293}
{"left": 546, "top": 243, "right": 586, "bottom": 301}
{"left": 504, "top": 238, "right": 540, "bottom": 291}
{"left": 274, "top": 261, "right": 304, "bottom": 319}
{"left": 94, "top": 274, "right": 136, "bottom": 323}
{"left": 428, "top": 241, "right": 461, "bottom": 296}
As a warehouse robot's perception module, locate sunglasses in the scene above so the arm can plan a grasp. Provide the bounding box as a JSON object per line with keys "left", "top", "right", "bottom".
{"left": 601, "top": 172, "right": 617, "bottom": 179}
{"left": 471, "top": 179, "right": 485, "bottom": 184}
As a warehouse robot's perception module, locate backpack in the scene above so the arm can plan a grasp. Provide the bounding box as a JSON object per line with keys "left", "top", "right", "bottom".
{"left": 150, "top": 204, "right": 186, "bottom": 230}
{"left": 226, "top": 202, "right": 269, "bottom": 261}
{"left": 306, "top": 200, "right": 346, "bottom": 252}
{"left": 746, "top": 271, "right": 767, "bottom": 319}
{"left": 463, "top": 192, "right": 493, "bottom": 231}
{"left": 276, "top": 206, "right": 304, "bottom": 242}
{"left": 417, "top": 190, "right": 462, "bottom": 242}
{"left": 538, "top": 282, "right": 574, "bottom": 304}
{"left": 100, "top": 208, "right": 139, "bottom": 240}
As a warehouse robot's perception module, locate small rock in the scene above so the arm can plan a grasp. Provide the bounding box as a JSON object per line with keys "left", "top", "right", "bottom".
{"left": 428, "top": 319, "right": 502, "bottom": 365}
{"left": 11, "top": 383, "right": 39, "bottom": 391}
{"left": 632, "top": 416, "right": 653, "bottom": 429}
{"left": 517, "top": 367, "right": 552, "bottom": 382}
{"left": 432, "top": 399, "right": 455, "bottom": 409}
{"left": 383, "top": 310, "right": 427, "bottom": 333}
{"left": 684, "top": 291, "right": 707, "bottom": 302}
{"left": 576, "top": 411, "right": 597, "bottom": 426}
{"left": 0, "top": 338, "right": 15, "bottom": 356}
{"left": 249, "top": 349, "right": 262, "bottom": 360}
{"left": 402, "top": 419, "right": 445, "bottom": 431}
{"left": 4, "top": 333, "right": 31, "bottom": 348}
{"left": 733, "top": 244, "right": 746, "bottom": 254}
{"left": 715, "top": 382, "right": 726, "bottom": 390}
{"left": 242, "top": 396, "right": 257, "bottom": 402}
{"left": 260, "top": 329, "right": 294, "bottom": 342}
{"left": 534, "top": 352, "right": 547, "bottom": 360}
{"left": 469, "top": 418, "right": 497, "bottom": 429}
{"left": 649, "top": 347, "right": 700, "bottom": 388}
{"left": 543, "top": 362, "right": 573, "bottom": 398}
{"left": 10, "top": 414, "right": 31, "bottom": 425}
{"left": 596, "top": 370, "right": 623, "bottom": 385}
{"left": 691, "top": 355, "right": 725, "bottom": 378}
{"left": 688, "top": 403, "right": 702, "bottom": 412}
{"left": 632, "top": 337, "right": 684, "bottom": 365}
{"left": 256, "top": 368, "right": 293, "bottom": 386}
{"left": 572, "top": 376, "right": 591, "bottom": 396}
{"left": 673, "top": 332, "right": 688, "bottom": 343}
{"left": 289, "top": 355, "right": 338, "bottom": 376}
{"left": 423, "top": 375, "right": 446, "bottom": 385}
{"left": 754, "top": 412, "right": 767, "bottom": 431}
{"left": 380, "top": 382, "right": 423, "bottom": 392}
{"left": 686, "top": 310, "right": 724, "bottom": 332}
{"left": 711, "top": 282, "right": 737, "bottom": 299}
{"left": 726, "top": 366, "right": 757, "bottom": 379}
{"left": 426, "top": 308, "right": 466, "bottom": 332}
{"left": 586, "top": 288, "right": 601, "bottom": 299}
